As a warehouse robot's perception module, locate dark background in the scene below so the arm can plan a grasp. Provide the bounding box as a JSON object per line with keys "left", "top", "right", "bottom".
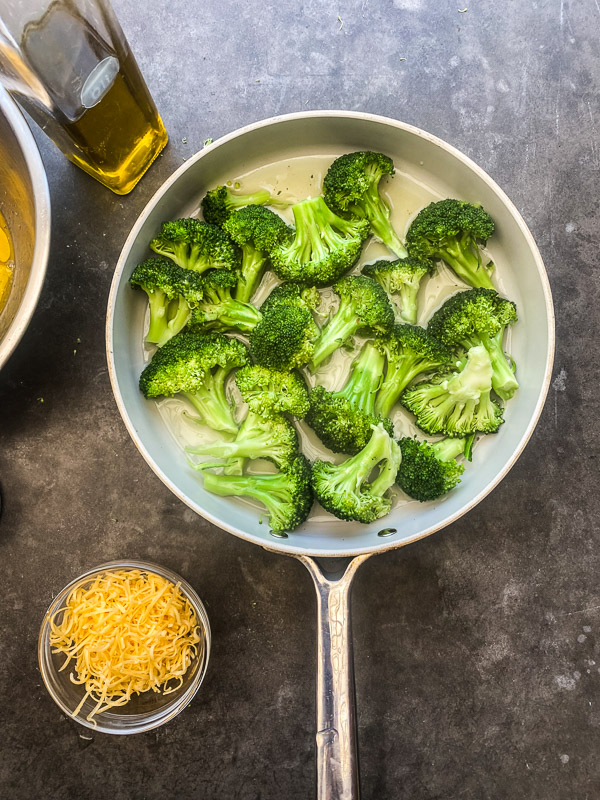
{"left": 1, "top": 1, "right": 597, "bottom": 797}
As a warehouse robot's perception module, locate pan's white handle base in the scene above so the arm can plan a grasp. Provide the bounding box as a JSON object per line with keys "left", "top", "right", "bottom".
{"left": 298, "top": 554, "right": 372, "bottom": 800}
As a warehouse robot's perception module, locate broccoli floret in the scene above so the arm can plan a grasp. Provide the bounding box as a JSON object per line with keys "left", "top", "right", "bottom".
{"left": 235, "top": 365, "right": 310, "bottom": 418}
{"left": 250, "top": 303, "right": 319, "bottom": 371}
{"left": 201, "top": 185, "right": 288, "bottom": 227}
{"left": 309, "top": 275, "right": 394, "bottom": 370}
{"left": 270, "top": 196, "right": 369, "bottom": 286}
{"left": 374, "top": 324, "right": 454, "bottom": 418}
{"left": 150, "top": 218, "right": 240, "bottom": 274}
{"left": 406, "top": 199, "right": 495, "bottom": 289}
{"left": 199, "top": 455, "right": 313, "bottom": 532}
{"left": 311, "top": 423, "right": 401, "bottom": 523}
{"left": 260, "top": 282, "right": 320, "bottom": 314}
{"left": 362, "top": 257, "right": 432, "bottom": 325}
{"left": 427, "top": 288, "right": 519, "bottom": 400}
{"left": 397, "top": 436, "right": 474, "bottom": 501}
{"left": 222, "top": 206, "right": 293, "bottom": 302}
{"left": 187, "top": 411, "right": 299, "bottom": 469}
{"left": 401, "top": 345, "right": 504, "bottom": 437}
{"left": 323, "top": 151, "right": 407, "bottom": 258}
{"left": 129, "top": 258, "right": 205, "bottom": 346}
{"left": 185, "top": 270, "right": 262, "bottom": 333}
{"left": 305, "top": 342, "right": 394, "bottom": 455}
{"left": 139, "top": 331, "right": 248, "bottom": 435}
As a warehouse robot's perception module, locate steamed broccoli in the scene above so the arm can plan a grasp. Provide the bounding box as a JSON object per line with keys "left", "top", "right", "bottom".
{"left": 311, "top": 423, "right": 402, "bottom": 523}
{"left": 150, "top": 218, "right": 240, "bottom": 274}
{"left": 235, "top": 364, "right": 310, "bottom": 419}
{"left": 250, "top": 303, "right": 319, "bottom": 371}
{"left": 427, "top": 288, "right": 519, "bottom": 400}
{"left": 309, "top": 275, "right": 394, "bottom": 371}
{"left": 406, "top": 199, "right": 495, "bottom": 289}
{"left": 222, "top": 205, "right": 292, "bottom": 302}
{"left": 139, "top": 331, "right": 248, "bottom": 435}
{"left": 401, "top": 345, "right": 504, "bottom": 437}
{"left": 323, "top": 151, "right": 407, "bottom": 257}
{"left": 259, "top": 282, "right": 321, "bottom": 315}
{"left": 397, "top": 436, "right": 474, "bottom": 502}
{"left": 201, "top": 185, "right": 289, "bottom": 227}
{"left": 129, "top": 258, "right": 205, "bottom": 346}
{"left": 362, "top": 257, "right": 432, "bottom": 325}
{"left": 270, "top": 196, "right": 369, "bottom": 286}
{"left": 199, "top": 455, "right": 313, "bottom": 531}
{"left": 186, "top": 270, "right": 262, "bottom": 333}
{"left": 374, "top": 324, "right": 454, "bottom": 419}
{"left": 305, "top": 341, "right": 393, "bottom": 455}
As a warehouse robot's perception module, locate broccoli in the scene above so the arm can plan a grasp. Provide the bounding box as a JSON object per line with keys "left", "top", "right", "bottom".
{"left": 150, "top": 218, "right": 240, "bottom": 274}
{"left": 362, "top": 257, "right": 432, "bottom": 325}
{"left": 185, "top": 270, "right": 262, "bottom": 333}
{"left": 305, "top": 341, "right": 394, "bottom": 455}
{"left": 406, "top": 199, "right": 495, "bottom": 289}
{"left": 427, "top": 288, "right": 519, "bottom": 400}
{"left": 222, "top": 205, "right": 292, "bottom": 302}
{"left": 270, "top": 196, "right": 370, "bottom": 286}
{"left": 397, "top": 436, "right": 474, "bottom": 502}
{"left": 235, "top": 365, "right": 310, "bottom": 419}
{"left": 199, "top": 454, "right": 313, "bottom": 532}
{"left": 187, "top": 411, "right": 299, "bottom": 470}
{"left": 129, "top": 258, "right": 205, "bottom": 346}
{"left": 401, "top": 345, "right": 504, "bottom": 437}
{"left": 323, "top": 151, "right": 407, "bottom": 258}
{"left": 139, "top": 331, "right": 248, "bottom": 435}
{"left": 201, "top": 185, "right": 288, "bottom": 227}
{"left": 309, "top": 275, "right": 394, "bottom": 371}
{"left": 250, "top": 303, "right": 319, "bottom": 371}
{"left": 374, "top": 324, "right": 454, "bottom": 419}
{"left": 311, "top": 423, "right": 402, "bottom": 523}
{"left": 260, "top": 282, "right": 321, "bottom": 315}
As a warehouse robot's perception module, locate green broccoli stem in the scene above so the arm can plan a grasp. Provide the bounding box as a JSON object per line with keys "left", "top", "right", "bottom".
{"left": 375, "top": 354, "right": 433, "bottom": 419}
{"left": 329, "top": 425, "right": 391, "bottom": 495}
{"left": 398, "top": 284, "right": 419, "bottom": 325}
{"left": 145, "top": 289, "right": 169, "bottom": 344}
{"left": 479, "top": 330, "right": 519, "bottom": 400}
{"left": 439, "top": 235, "right": 495, "bottom": 290}
{"left": 351, "top": 181, "right": 408, "bottom": 258}
{"left": 228, "top": 189, "right": 273, "bottom": 209}
{"left": 310, "top": 300, "right": 361, "bottom": 371}
{"left": 202, "top": 296, "right": 263, "bottom": 333}
{"left": 336, "top": 342, "right": 385, "bottom": 415}
{"left": 200, "top": 470, "right": 290, "bottom": 525}
{"left": 164, "top": 296, "right": 192, "bottom": 345}
{"left": 187, "top": 412, "right": 280, "bottom": 462}
{"left": 182, "top": 367, "right": 238, "bottom": 434}
{"left": 430, "top": 437, "right": 467, "bottom": 462}
{"left": 291, "top": 198, "right": 329, "bottom": 262}
{"left": 235, "top": 245, "right": 268, "bottom": 303}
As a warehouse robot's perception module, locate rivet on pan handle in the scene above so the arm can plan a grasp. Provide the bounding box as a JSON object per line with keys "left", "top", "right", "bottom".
{"left": 298, "top": 554, "right": 372, "bottom": 800}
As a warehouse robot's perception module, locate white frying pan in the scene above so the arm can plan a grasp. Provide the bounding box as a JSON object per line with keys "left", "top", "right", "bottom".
{"left": 106, "top": 112, "right": 554, "bottom": 799}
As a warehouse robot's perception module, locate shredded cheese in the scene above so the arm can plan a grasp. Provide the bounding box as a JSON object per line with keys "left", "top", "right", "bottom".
{"left": 49, "top": 568, "right": 202, "bottom": 723}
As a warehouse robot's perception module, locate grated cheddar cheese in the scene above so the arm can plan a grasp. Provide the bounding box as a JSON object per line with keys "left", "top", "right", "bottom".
{"left": 49, "top": 568, "right": 202, "bottom": 722}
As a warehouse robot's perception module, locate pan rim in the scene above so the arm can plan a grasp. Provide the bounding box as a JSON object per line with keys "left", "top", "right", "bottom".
{"left": 106, "top": 110, "right": 555, "bottom": 557}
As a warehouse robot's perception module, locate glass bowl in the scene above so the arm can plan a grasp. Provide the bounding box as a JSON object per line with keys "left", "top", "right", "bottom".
{"left": 38, "top": 559, "right": 211, "bottom": 735}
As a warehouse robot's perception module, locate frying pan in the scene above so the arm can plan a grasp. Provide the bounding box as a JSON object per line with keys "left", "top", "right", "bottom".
{"left": 106, "top": 112, "right": 555, "bottom": 799}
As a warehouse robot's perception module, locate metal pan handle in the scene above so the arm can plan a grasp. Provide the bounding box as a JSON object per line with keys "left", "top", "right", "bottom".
{"left": 298, "top": 554, "right": 372, "bottom": 800}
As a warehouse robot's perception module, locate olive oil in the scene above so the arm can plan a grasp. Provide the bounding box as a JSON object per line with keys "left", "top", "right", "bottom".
{"left": 0, "top": 212, "right": 14, "bottom": 314}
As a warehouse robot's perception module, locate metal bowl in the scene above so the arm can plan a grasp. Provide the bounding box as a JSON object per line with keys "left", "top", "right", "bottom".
{"left": 0, "top": 87, "right": 50, "bottom": 370}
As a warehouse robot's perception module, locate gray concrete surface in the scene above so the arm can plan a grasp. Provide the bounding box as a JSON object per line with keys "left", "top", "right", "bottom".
{"left": 0, "top": 1, "right": 597, "bottom": 797}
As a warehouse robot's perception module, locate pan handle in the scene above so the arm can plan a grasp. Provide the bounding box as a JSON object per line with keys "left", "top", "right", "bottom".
{"left": 298, "top": 554, "right": 372, "bottom": 800}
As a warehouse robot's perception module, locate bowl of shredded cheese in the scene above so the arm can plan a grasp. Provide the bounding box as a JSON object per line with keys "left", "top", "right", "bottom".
{"left": 38, "top": 560, "right": 210, "bottom": 734}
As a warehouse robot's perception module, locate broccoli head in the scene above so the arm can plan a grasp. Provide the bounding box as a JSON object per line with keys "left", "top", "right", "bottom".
{"left": 222, "top": 205, "right": 293, "bottom": 302}
{"left": 270, "top": 196, "right": 369, "bottom": 286}
{"left": 235, "top": 364, "right": 310, "bottom": 419}
{"left": 401, "top": 345, "right": 504, "bottom": 437}
{"left": 201, "top": 185, "right": 287, "bottom": 227}
{"left": 309, "top": 275, "right": 394, "bottom": 371}
{"left": 260, "top": 282, "right": 321, "bottom": 315}
{"left": 397, "top": 436, "right": 473, "bottom": 502}
{"left": 323, "top": 151, "right": 407, "bottom": 258}
{"left": 186, "top": 269, "right": 262, "bottom": 333}
{"left": 150, "top": 218, "right": 240, "bottom": 274}
{"left": 200, "top": 454, "right": 313, "bottom": 532}
{"left": 311, "top": 423, "right": 402, "bottom": 523}
{"left": 139, "top": 331, "right": 248, "bottom": 434}
{"left": 406, "top": 199, "right": 495, "bottom": 289}
{"left": 427, "top": 288, "right": 519, "bottom": 400}
{"left": 250, "top": 303, "right": 319, "bottom": 371}
{"left": 362, "top": 257, "right": 433, "bottom": 325}
{"left": 305, "top": 341, "right": 393, "bottom": 455}
{"left": 374, "top": 324, "right": 454, "bottom": 418}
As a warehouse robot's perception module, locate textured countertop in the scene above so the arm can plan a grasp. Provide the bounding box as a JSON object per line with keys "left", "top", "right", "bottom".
{"left": 1, "top": 1, "right": 597, "bottom": 797}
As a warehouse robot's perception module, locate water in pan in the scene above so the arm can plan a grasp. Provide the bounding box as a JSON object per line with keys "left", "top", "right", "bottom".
{"left": 148, "top": 154, "right": 514, "bottom": 527}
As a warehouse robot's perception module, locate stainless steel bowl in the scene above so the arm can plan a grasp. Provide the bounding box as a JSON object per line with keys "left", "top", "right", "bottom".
{"left": 0, "top": 87, "right": 50, "bottom": 370}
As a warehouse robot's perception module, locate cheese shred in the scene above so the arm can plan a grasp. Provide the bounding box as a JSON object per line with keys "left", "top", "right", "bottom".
{"left": 49, "top": 568, "right": 202, "bottom": 723}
